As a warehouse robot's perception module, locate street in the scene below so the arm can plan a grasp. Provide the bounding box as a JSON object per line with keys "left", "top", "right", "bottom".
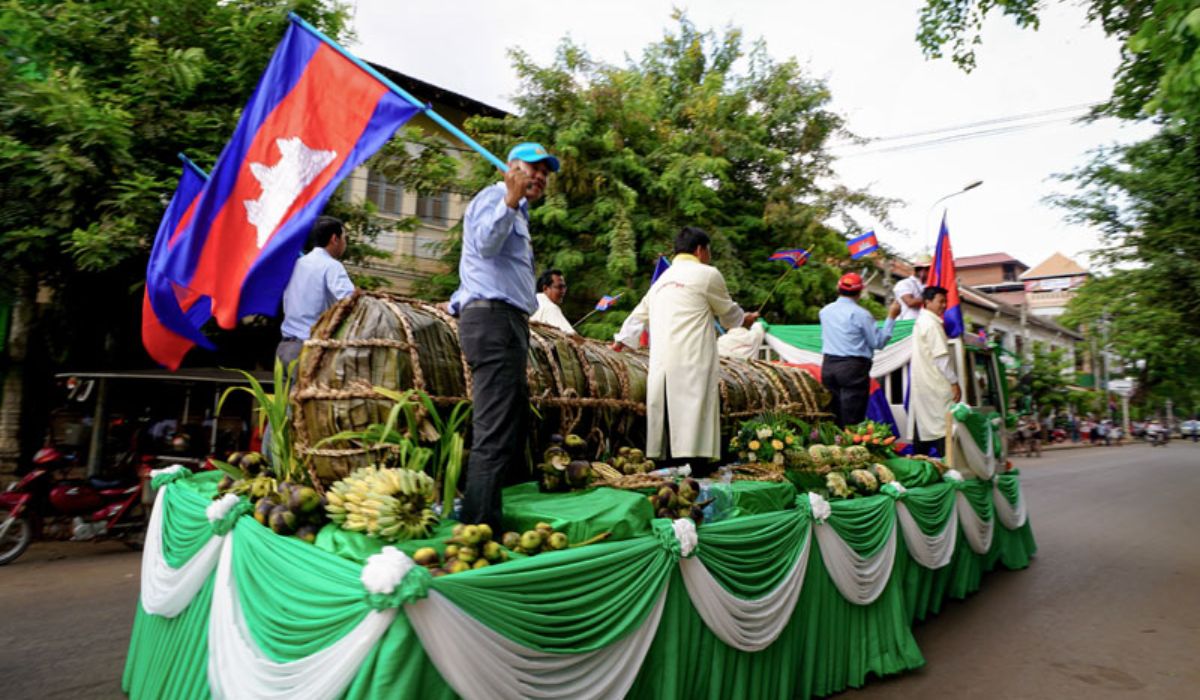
{"left": 1, "top": 444, "right": 1198, "bottom": 699}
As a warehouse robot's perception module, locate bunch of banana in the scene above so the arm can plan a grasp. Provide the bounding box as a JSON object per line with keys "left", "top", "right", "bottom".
{"left": 325, "top": 466, "right": 439, "bottom": 542}
{"left": 647, "top": 478, "right": 708, "bottom": 525}
{"left": 610, "top": 446, "right": 655, "bottom": 475}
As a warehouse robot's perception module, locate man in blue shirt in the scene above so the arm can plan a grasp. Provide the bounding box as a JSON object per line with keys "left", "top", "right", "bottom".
{"left": 450, "top": 142, "right": 559, "bottom": 531}
{"left": 819, "top": 272, "right": 900, "bottom": 427}
{"left": 276, "top": 216, "right": 355, "bottom": 366}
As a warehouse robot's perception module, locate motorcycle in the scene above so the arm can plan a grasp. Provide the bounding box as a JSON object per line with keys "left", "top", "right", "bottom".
{"left": 1145, "top": 425, "right": 1169, "bottom": 447}
{"left": 0, "top": 443, "right": 151, "bottom": 566}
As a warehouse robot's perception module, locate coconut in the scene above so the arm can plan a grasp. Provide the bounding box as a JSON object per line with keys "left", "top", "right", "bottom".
{"left": 564, "top": 434, "right": 588, "bottom": 457}
{"left": 688, "top": 505, "right": 705, "bottom": 525}
{"left": 549, "top": 433, "right": 565, "bottom": 445}
{"left": 460, "top": 524, "right": 483, "bottom": 545}
{"left": 472, "top": 558, "right": 490, "bottom": 569}
{"left": 501, "top": 532, "right": 520, "bottom": 549}
{"left": 444, "top": 544, "right": 460, "bottom": 559}
{"left": 457, "top": 546, "right": 478, "bottom": 564}
{"left": 269, "top": 506, "right": 297, "bottom": 535}
{"left": 542, "top": 473, "right": 562, "bottom": 492}
{"left": 520, "top": 530, "right": 544, "bottom": 551}
{"left": 476, "top": 523, "right": 493, "bottom": 542}
{"left": 295, "top": 524, "right": 319, "bottom": 544}
{"left": 543, "top": 446, "right": 571, "bottom": 470}
{"left": 678, "top": 478, "right": 700, "bottom": 502}
{"left": 655, "top": 507, "right": 675, "bottom": 520}
{"left": 565, "top": 460, "right": 592, "bottom": 488}
{"left": 656, "top": 486, "right": 678, "bottom": 509}
{"left": 617, "top": 446, "right": 631, "bottom": 458}
{"left": 482, "top": 541, "right": 503, "bottom": 562}
{"left": 254, "top": 498, "right": 275, "bottom": 526}
{"left": 535, "top": 521, "right": 554, "bottom": 534}
{"left": 547, "top": 532, "right": 569, "bottom": 550}
{"left": 447, "top": 560, "right": 470, "bottom": 574}
{"left": 413, "top": 547, "right": 440, "bottom": 567}
{"left": 628, "top": 448, "right": 644, "bottom": 462}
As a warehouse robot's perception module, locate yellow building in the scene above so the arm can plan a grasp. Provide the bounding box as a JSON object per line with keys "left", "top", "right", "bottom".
{"left": 341, "top": 66, "right": 508, "bottom": 293}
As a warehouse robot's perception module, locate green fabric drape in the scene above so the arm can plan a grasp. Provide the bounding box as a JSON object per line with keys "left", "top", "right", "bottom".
{"left": 825, "top": 494, "right": 896, "bottom": 556}
{"left": 884, "top": 457, "right": 943, "bottom": 488}
{"left": 433, "top": 535, "right": 673, "bottom": 653}
{"left": 696, "top": 506, "right": 809, "bottom": 597}
{"left": 124, "top": 471, "right": 1037, "bottom": 700}
{"left": 765, "top": 319, "right": 915, "bottom": 353}
{"left": 501, "top": 482, "right": 655, "bottom": 544}
{"left": 896, "top": 482, "right": 956, "bottom": 536}
{"left": 995, "top": 470, "right": 1023, "bottom": 506}
{"left": 160, "top": 473, "right": 221, "bottom": 567}
{"left": 122, "top": 578, "right": 214, "bottom": 700}
{"left": 719, "top": 480, "right": 796, "bottom": 517}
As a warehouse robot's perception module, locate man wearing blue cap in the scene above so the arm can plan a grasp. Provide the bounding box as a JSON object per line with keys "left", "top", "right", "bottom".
{"left": 449, "top": 142, "right": 560, "bottom": 531}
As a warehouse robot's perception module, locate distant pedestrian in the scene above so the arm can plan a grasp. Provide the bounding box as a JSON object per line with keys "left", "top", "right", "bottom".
{"left": 1019, "top": 414, "right": 1041, "bottom": 457}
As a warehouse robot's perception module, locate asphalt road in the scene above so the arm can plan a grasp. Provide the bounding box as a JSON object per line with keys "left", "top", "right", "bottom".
{"left": 0, "top": 443, "right": 1197, "bottom": 699}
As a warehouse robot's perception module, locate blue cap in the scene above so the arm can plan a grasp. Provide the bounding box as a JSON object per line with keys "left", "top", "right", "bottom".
{"left": 506, "top": 142, "right": 560, "bottom": 172}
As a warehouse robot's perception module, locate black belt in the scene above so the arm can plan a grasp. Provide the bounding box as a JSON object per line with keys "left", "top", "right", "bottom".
{"left": 822, "top": 355, "right": 871, "bottom": 362}
{"left": 463, "top": 299, "right": 529, "bottom": 317}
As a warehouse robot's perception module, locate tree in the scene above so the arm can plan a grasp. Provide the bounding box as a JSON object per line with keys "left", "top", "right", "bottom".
{"left": 1013, "top": 344, "right": 1073, "bottom": 415}
{"left": 419, "top": 13, "right": 892, "bottom": 339}
{"left": 916, "top": 0, "right": 1200, "bottom": 121}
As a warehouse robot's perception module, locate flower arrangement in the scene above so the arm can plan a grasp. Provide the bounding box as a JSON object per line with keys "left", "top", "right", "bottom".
{"left": 730, "top": 417, "right": 801, "bottom": 467}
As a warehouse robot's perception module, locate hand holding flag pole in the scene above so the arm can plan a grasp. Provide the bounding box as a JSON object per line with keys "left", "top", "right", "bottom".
{"left": 757, "top": 249, "right": 810, "bottom": 314}
{"left": 573, "top": 294, "right": 622, "bottom": 327}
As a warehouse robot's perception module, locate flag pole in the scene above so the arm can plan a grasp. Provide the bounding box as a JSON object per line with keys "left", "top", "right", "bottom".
{"left": 755, "top": 266, "right": 796, "bottom": 315}
{"left": 573, "top": 309, "right": 601, "bottom": 327}
{"left": 288, "top": 13, "right": 509, "bottom": 172}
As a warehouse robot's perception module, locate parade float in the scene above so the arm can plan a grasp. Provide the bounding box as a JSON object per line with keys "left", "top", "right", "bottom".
{"left": 123, "top": 293, "right": 1035, "bottom": 699}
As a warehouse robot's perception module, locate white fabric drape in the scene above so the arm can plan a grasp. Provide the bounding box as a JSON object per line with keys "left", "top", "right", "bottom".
{"left": 895, "top": 501, "right": 958, "bottom": 570}
{"left": 764, "top": 333, "right": 912, "bottom": 378}
{"left": 679, "top": 527, "right": 812, "bottom": 651}
{"left": 993, "top": 480, "right": 1028, "bottom": 530}
{"left": 207, "top": 535, "right": 396, "bottom": 700}
{"left": 140, "top": 483, "right": 225, "bottom": 618}
{"left": 954, "top": 491, "right": 994, "bottom": 554}
{"left": 406, "top": 589, "right": 667, "bottom": 700}
{"left": 950, "top": 417, "right": 999, "bottom": 480}
{"left": 814, "top": 520, "right": 898, "bottom": 605}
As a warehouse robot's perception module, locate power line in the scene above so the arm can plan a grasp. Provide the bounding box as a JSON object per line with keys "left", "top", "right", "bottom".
{"left": 834, "top": 113, "right": 1093, "bottom": 158}
{"left": 851, "top": 101, "right": 1101, "bottom": 144}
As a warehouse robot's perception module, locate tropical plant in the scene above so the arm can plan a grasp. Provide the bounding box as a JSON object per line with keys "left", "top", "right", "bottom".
{"left": 217, "top": 359, "right": 307, "bottom": 485}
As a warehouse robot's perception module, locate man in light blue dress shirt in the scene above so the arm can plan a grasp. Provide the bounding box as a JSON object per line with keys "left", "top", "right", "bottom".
{"left": 819, "top": 272, "right": 900, "bottom": 427}
{"left": 276, "top": 216, "right": 355, "bottom": 366}
{"left": 451, "top": 142, "right": 559, "bottom": 531}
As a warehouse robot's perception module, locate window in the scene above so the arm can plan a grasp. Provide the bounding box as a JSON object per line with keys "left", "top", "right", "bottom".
{"left": 416, "top": 191, "right": 452, "bottom": 227}
{"left": 366, "top": 170, "right": 404, "bottom": 217}
{"left": 414, "top": 231, "right": 445, "bottom": 260}
{"left": 374, "top": 230, "right": 399, "bottom": 254}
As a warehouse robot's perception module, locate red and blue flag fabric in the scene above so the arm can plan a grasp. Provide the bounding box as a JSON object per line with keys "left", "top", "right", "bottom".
{"left": 595, "top": 294, "right": 622, "bottom": 311}
{"left": 924, "top": 213, "right": 963, "bottom": 338}
{"left": 639, "top": 255, "right": 672, "bottom": 347}
{"left": 142, "top": 157, "right": 214, "bottom": 370}
{"left": 768, "top": 248, "right": 810, "bottom": 269}
{"left": 162, "top": 18, "right": 422, "bottom": 329}
{"left": 847, "top": 231, "right": 879, "bottom": 260}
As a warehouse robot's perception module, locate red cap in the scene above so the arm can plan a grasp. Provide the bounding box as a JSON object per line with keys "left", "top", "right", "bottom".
{"left": 838, "top": 272, "right": 864, "bottom": 292}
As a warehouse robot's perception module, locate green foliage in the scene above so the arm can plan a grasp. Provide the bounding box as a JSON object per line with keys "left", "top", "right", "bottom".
{"left": 218, "top": 359, "right": 305, "bottom": 484}
{"left": 1013, "top": 345, "right": 1073, "bottom": 414}
{"left": 420, "top": 13, "right": 893, "bottom": 337}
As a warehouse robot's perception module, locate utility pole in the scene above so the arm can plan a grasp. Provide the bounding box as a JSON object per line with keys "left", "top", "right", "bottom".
{"left": 1101, "top": 313, "right": 1112, "bottom": 420}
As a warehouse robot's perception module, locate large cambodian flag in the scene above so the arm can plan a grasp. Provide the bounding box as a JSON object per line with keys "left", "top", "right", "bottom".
{"left": 141, "top": 157, "right": 213, "bottom": 370}
{"left": 925, "top": 213, "right": 963, "bottom": 338}
{"left": 163, "top": 18, "right": 422, "bottom": 328}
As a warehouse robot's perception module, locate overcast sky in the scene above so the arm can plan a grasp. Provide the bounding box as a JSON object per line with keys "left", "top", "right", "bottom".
{"left": 348, "top": 0, "right": 1155, "bottom": 271}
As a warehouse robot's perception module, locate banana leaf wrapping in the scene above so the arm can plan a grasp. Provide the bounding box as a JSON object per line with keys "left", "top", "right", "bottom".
{"left": 292, "top": 292, "right": 829, "bottom": 482}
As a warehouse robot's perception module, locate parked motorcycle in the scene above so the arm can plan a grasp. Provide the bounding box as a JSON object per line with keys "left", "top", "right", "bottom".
{"left": 0, "top": 444, "right": 150, "bottom": 565}
{"left": 1145, "top": 424, "right": 1169, "bottom": 447}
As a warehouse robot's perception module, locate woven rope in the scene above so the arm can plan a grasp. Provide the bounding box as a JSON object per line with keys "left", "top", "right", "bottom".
{"left": 303, "top": 338, "right": 413, "bottom": 350}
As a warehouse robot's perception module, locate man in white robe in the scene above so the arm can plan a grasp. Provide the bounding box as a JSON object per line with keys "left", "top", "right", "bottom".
{"left": 530, "top": 269, "right": 575, "bottom": 334}
{"left": 909, "top": 285, "right": 962, "bottom": 456}
{"left": 613, "top": 227, "right": 758, "bottom": 464}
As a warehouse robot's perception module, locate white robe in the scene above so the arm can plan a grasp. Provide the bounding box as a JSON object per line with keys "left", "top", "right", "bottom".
{"left": 910, "top": 309, "right": 955, "bottom": 440}
{"left": 717, "top": 322, "right": 765, "bottom": 360}
{"left": 615, "top": 255, "right": 745, "bottom": 459}
{"left": 530, "top": 293, "right": 575, "bottom": 334}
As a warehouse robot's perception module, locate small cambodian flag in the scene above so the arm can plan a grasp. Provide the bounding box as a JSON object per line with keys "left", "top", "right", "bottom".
{"left": 847, "top": 231, "right": 879, "bottom": 259}
{"left": 162, "top": 18, "right": 422, "bottom": 329}
{"left": 768, "top": 248, "right": 810, "bottom": 269}
{"left": 925, "top": 214, "right": 963, "bottom": 338}
{"left": 595, "top": 294, "right": 622, "bottom": 311}
{"left": 142, "top": 156, "right": 214, "bottom": 370}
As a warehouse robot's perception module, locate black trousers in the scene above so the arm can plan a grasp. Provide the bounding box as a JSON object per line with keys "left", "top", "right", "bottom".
{"left": 458, "top": 303, "right": 530, "bottom": 530}
{"left": 821, "top": 355, "right": 872, "bottom": 428}
{"left": 913, "top": 422, "right": 946, "bottom": 459}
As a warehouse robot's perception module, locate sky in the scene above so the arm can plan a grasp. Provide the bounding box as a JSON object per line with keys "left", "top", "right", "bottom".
{"left": 347, "top": 0, "right": 1155, "bottom": 271}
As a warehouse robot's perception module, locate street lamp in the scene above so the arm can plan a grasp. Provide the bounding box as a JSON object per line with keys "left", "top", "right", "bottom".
{"left": 925, "top": 180, "right": 984, "bottom": 250}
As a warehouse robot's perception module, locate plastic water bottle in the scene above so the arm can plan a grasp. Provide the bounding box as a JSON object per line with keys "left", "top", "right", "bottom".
{"left": 648, "top": 463, "right": 692, "bottom": 478}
